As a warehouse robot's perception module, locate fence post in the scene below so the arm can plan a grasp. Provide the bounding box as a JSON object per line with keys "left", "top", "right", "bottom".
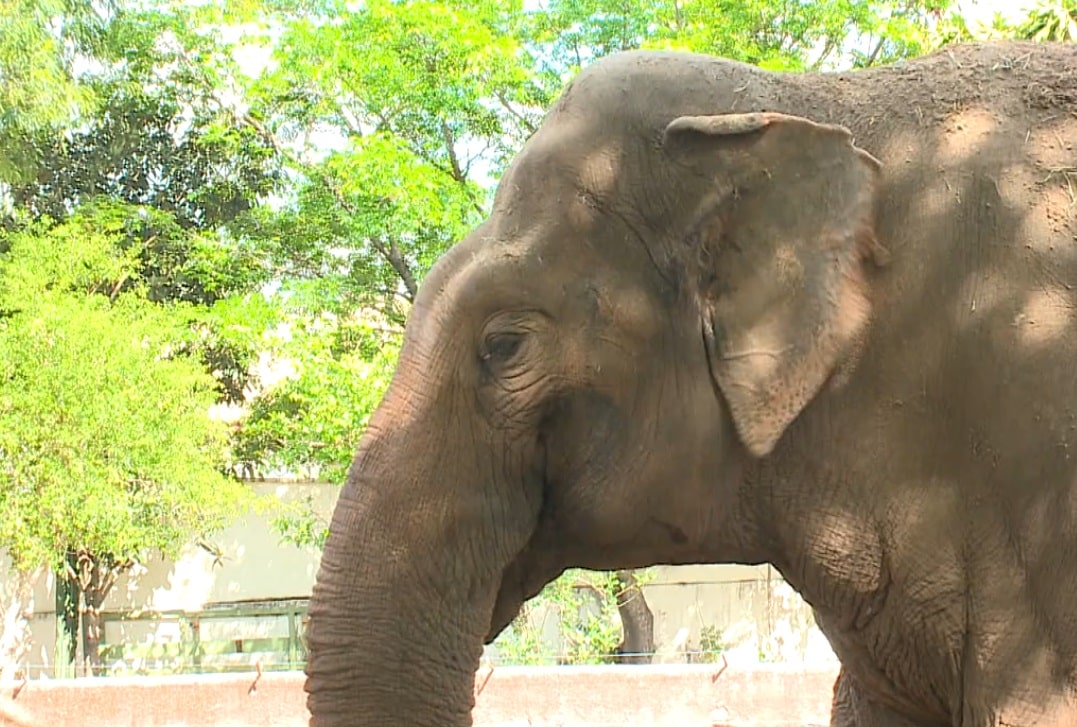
{"left": 190, "top": 616, "right": 201, "bottom": 672}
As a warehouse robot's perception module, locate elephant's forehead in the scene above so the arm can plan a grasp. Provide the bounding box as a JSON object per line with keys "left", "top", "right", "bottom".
{"left": 422, "top": 233, "right": 568, "bottom": 313}
{"left": 503, "top": 111, "right": 644, "bottom": 198}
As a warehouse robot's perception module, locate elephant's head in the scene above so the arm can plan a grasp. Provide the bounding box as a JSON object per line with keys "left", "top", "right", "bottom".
{"left": 304, "top": 51, "right": 885, "bottom": 726}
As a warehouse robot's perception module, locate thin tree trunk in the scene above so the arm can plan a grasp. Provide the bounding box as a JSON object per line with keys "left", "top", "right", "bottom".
{"left": 55, "top": 554, "right": 79, "bottom": 678}
{"left": 72, "top": 551, "right": 126, "bottom": 677}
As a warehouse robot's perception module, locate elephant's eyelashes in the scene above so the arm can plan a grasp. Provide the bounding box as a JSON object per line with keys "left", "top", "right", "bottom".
{"left": 482, "top": 332, "right": 525, "bottom": 364}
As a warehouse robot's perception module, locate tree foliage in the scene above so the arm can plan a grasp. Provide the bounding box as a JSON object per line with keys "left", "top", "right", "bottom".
{"left": 0, "top": 4, "right": 282, "bottom": 672}
{"left": 0, "top": 209, "right": 252, "bottom": 570}
{"left": 493, "top": 569, "right": 656, "bottom": 665}
{"left": 233, "top": 287, "right": 401, "bottom": 483}
{"left": 0, "top": 0, "right": 108, "bottom": 181}
{"left": 0, "top": 207, "right": 257, "bottom": 672}
{"left": 1017, "top": 0, "right": 1077, "bottom": 41}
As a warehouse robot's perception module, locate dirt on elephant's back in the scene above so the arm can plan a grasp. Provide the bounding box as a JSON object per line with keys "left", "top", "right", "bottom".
{"left": 826, "top": 40, "right": 1077, "bottom": 249}
{"left": 833, "top": 40, "right": 1077, "bottom": 127}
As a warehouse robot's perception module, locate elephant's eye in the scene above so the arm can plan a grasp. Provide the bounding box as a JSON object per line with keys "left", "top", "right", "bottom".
{"left": 482, "top": 332, "right": 525, "bottom": 364}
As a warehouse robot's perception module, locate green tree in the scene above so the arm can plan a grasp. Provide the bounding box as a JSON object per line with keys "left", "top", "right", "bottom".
{"left": 493, "top": 569, "right": 655, "bottom": 665}
{"left": 9, "top": 87, "right": 281, "bottom": 238}
{"left": 191, "top": 0, "right": 541, "bottom": 324}
{"left": 1016, "top": 0, "right": 1077, "bottom": 41}
{"left": 0, "top": 0, "right": 108, "bottom": 182}
{"left": 0, "top": 211, "right": 254, "bottom": 675}
{"left": 2, "top": 2, "right": 289, "bottom": 407}
{"left": 233, "top": 281, "right": 402, "bottom": 487}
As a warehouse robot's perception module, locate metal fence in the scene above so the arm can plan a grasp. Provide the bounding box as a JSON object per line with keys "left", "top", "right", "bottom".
{"left": 85, "top": 569, "right": 836, "bottom": 677}
{"left": 98, "top": 599, "right": 309, "bottom": 675}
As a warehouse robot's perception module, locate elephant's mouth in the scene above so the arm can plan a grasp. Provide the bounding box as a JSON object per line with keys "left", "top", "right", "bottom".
{"left": 486, "top": 549, "right": 565, "bottom": 643}
{"left": 486, "top": 439, "right": 561, "bottom": 642}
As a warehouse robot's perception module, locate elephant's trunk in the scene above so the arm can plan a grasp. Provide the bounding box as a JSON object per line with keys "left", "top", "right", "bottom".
{"left": 304, "top": 373, "right": 539, "bottom": 726}
{"left": 304, "top": 483, "right": 485, "bottom": 725}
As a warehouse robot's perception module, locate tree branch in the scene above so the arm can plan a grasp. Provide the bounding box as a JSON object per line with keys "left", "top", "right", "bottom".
{"left": 864, "top": 35, "right": 887, "bottom": 67}
{"left": 174, "top": 47, "right": 428, "bottom": 301}
{"left": 810, "top": 37, "right": 838, "bottom": 70}
{"left": 375, "top": 236, "right": 419, "bottom": 300}
{"left": 440, "top": 121, "right": 465, "bottom": 183}
{"left": 236, "top": 112, "right": 421, "bottom": 299}
{"left": 494, "top": 90, "right": 537, "bottom": 135}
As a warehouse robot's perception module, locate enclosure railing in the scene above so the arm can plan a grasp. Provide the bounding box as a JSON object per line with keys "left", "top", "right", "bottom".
{"left": 97, "top": 598, "right": 309, "bottom": 676}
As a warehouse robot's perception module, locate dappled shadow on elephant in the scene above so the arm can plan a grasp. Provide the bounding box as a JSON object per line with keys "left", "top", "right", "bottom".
{"left": 766, "top": 44, "right": 1077, "bottom": 726}
{"left": 302, "top": 40, "right": 1077, "bottom": 727}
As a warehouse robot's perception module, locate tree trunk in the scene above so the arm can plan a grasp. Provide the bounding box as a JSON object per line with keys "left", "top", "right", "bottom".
{"left": 71, "top": 551, "right": 126, "bottom": 677}
{"left": 55, "top": 554, "right": 79, "bottom": 678}
{"left": 613, "top": 570, "right": 654, "bottom": 665}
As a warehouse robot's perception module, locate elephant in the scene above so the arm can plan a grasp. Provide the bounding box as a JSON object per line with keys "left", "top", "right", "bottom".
{"left": 303, "top": 39, "right": 1077, "bottom": 727}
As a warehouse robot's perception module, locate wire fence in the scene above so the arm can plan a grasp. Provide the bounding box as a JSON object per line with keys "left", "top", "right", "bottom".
{"left": 6, "top": 569, "right": 839, "bottom": 680}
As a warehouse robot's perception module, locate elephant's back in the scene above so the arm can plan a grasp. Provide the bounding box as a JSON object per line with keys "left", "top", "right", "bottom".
{"left": 825, "top": 41, "right": 1077, "bottom": 283}
{"left": 818, "top": 41, "right": 1077, "bottom": 536}
{"left": 825, "top": 40, "right": 1077, "bottom": 129}
{"left": 824, "top": 41, "right": 1077, "bottom": 377}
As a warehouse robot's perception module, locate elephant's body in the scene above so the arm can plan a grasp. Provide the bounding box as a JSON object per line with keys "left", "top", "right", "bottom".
{"left": 638, "top": 43, "right": 1077, "bottom": 726}
{"left": 304, "top": 42, "right": 1077, "bottom": 727}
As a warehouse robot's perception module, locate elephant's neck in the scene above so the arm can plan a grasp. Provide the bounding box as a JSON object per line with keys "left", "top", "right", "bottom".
{"left": 752, "top": 440, "right": 890, "bottom": 631}
{"left": 689, "top": 448, "right": 777, "bottom": 567}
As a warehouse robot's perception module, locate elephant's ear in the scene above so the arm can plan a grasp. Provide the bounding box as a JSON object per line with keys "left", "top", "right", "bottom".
{"left": 664, "top": 112, "right": 887, "bottom": 457}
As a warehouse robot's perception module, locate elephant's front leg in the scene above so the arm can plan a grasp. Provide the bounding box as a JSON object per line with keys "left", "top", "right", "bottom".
{"left": 831, "top": 669, "right": 945, "bottom": 727}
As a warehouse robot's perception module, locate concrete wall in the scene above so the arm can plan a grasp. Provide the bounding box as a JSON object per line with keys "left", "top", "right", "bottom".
{"left": 0, "top": 482, "right": 835, "bottom": 678}
{"left": 0, "top": 665, "right": 840, "bottom": 727}
{"left": 641, "top": 565, "right": 836, "bottom": 666}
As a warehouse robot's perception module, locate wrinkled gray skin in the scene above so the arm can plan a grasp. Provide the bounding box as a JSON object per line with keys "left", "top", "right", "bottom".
{"left": 304, "top": 41, "right": 1077, "bottom": 727}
